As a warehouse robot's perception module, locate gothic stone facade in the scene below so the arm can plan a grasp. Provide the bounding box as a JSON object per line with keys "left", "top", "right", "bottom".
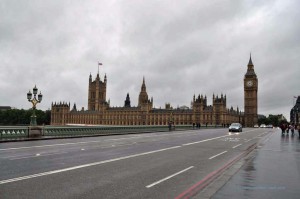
{"left": 51, "top": 57, "right": 258, "bottom": 126}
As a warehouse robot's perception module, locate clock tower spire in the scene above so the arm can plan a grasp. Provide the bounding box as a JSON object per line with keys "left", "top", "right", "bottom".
{"left": 244, "top": 54, "right": 258, "bottom": 127}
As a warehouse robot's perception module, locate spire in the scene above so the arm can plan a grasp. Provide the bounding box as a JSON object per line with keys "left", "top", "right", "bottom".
{"left": 245, "top": 53, "right": 256, "bottom": 76}
{"left": 73, "top": 103, "right": 77, "bottom": 111}
{"left": 248, "top": 53, "right": 253, "bottom": 66}
{"left": 138, "top": 76, "right": 149, "bottom": 107}
{"left": 89, "top": 73, "right": 93, "bottom": 83}
{"left": 124, "top": 93, "right": 131, "bottom": 107}
{"left": 141, "top": 76, "right": 146, "bottom": 92}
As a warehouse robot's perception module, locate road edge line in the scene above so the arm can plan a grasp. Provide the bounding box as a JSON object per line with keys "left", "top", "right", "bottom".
{"left": 175, "top": 143, "right": 257, "bottom": 199}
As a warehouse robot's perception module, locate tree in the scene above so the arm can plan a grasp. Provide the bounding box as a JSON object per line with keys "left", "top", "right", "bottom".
{"left": 0, "top": 109, "right": 51, "bottom": 125}
{"left": 258, "top": 114, "right": 287, "bottom": 127}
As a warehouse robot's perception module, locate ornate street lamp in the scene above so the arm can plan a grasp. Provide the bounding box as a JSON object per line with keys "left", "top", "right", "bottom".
{"left": 27, "top": 85, "right": 43, "bottom": 126}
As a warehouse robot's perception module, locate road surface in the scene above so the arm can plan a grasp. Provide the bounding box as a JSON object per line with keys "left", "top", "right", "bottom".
{"left": 0, "top": 128, "right": 272, "bottom": 198}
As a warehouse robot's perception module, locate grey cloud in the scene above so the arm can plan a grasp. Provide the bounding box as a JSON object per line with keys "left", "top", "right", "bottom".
{"left": 0, "top": 0, "right": 299, "bottom": 120}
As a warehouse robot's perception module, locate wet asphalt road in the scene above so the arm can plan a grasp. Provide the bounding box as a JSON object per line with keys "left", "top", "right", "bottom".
{"left": 212, "top": 129, "right": 300, "bottom": 199}
{"left": 0, "top": 128, "right": 270, "bottom": 198}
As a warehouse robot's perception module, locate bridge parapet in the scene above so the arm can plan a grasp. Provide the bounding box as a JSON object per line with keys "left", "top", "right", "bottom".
{"left": 0, "top": 125, "right": 224, "bottom": 141}
{"left": 0, "top": 127, "right": 29, "bottom": 140}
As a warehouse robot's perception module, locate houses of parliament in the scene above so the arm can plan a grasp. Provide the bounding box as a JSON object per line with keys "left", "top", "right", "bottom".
{"left": 51, "top": 56, "right": 258, "bottom": 127}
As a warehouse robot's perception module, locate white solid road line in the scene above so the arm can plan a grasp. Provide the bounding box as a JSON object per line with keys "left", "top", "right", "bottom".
{"left": 0, "top": 146, "right": 181, "bottom": 185}
{"left": 209, "top": 151, "right": 227, "bottom": 160}
{"left": 146, "top": 166, "right": 194, "bottom": 188}
{"left": 263, "top": 138, "right": 270, "bottom": 143}
{"left": 9, "top": 151, "right": 69, "bottom": 160}
{"left": 182, "top": 135, "right": 230, "bottom": 146}
{"left": 0, "top": 133, "right": 236, "bottom": 184}
{"left": 0, "top": 129, "right": 259, "bottom": 184}
{"left": 232, "top": 144, "right": 242, "bottom": 149}
{"left": 0, "top": 140, "right": 112, "bottom": 151}
{"left": 0, "top": 129, "right": 258, "bottom": 151}
{"left": 0, "top": 131, "right": 198, "bottom": 151}
{"left": 0, "top": 136, "right": 149, "bottom": 151}
{"left": 182, "top": 129, "right": 258, "bottom": 147}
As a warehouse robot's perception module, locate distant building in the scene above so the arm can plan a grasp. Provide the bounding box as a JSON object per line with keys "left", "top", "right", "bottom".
{"left": 0, "top": 106, "right": 11, "bottom": 111}
{"left": 290, "top": 96, "right": 300, "bottom": 124}
{"left": 51, "top": 56, "right": 258, "bottom": 126}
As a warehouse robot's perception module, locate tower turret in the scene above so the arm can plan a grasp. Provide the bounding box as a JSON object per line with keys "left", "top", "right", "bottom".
{"left": 138, "top": 77, "right": 149, "bottom": 107}
{"left": 124, "top": 93, "right": 131, "bottom": 107}
{"left": 88, "top": 63, "right": 107, "bottom": 111}
{"left": 138, "top": 77, "right": 153, "bottom": 113}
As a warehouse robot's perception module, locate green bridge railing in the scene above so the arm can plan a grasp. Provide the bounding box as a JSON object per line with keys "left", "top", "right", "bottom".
{"left": 0, "top": 127, "right": 29, "bottom": 140}
{"left": 43, "top": 125, "right": 193, "bottom": 137}
{"left": 0, "top": 125, "right": 224, "bottom": 140}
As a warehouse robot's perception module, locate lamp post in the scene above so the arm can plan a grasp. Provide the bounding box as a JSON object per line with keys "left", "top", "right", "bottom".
{"left": 27, "top": 85, "right": 43, "bottom": 126}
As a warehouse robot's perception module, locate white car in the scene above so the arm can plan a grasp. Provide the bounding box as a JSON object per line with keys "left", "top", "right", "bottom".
{"left": 260, "top": 124, "right": 266, "bottom": 128}
{"left": 229, "top": 123, "right": 243, "bottom": 132}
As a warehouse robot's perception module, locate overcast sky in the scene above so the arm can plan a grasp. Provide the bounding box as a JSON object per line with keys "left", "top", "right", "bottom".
{"left": 1, "top": 0, "right": 299, "bottom": 120}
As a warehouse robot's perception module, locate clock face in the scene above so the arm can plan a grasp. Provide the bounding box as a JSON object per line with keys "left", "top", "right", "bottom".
{"left": 247, "top": 80, "right": 253, "bottom": 87}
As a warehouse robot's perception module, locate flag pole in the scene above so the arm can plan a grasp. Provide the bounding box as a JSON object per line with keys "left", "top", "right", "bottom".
{"left": 98, "top": 62, "right": 103, "bottom": 74}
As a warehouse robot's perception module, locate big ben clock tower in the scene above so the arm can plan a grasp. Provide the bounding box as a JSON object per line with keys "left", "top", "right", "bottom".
{"left": 244, "top": 55, "right": 258, "bottom": 127}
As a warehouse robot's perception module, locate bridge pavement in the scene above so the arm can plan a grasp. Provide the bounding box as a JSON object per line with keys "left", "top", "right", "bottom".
{"left": 212, "top": 129, "right": 300, "bottom": 199}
